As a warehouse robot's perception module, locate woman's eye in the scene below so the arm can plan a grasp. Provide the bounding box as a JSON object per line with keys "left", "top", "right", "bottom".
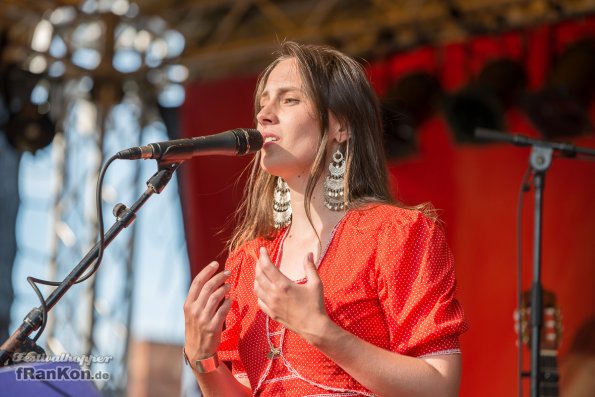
{"left": 284, "top": 98, "right": 299, "bottom": 104}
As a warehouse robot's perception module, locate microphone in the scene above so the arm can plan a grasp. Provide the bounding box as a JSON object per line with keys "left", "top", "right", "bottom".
{"left": 116, "top": 128, "right": 263, "bottom": 161}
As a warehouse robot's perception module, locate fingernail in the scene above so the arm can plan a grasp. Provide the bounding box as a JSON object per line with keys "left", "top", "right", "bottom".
{"left": 223, "top": 270, "right": 231, "bottom": 276}
{"left": 210, "top": 262, "right": 218, "bottom": 268}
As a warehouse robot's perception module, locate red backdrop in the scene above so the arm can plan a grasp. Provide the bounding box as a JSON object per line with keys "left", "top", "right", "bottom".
{"left": 180, "top": 18, "right": 595, "bottom": 396}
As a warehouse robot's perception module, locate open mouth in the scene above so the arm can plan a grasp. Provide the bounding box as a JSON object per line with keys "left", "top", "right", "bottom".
{"left": 264, "top": 136, "right": 279, "bottom": 143}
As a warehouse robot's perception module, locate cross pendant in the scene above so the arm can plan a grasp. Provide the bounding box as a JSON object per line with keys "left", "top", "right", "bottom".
{"left": 267, "top": 347, "right": 281, "bottom": 359}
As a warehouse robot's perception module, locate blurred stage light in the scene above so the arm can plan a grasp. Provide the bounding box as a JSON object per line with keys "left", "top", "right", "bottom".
{"left": 523, "top": 39, "right": 595, "bottom": 138}
{"left": 5, "top": 111, "right": 56, "bottom": 153}
{"left": 381, "top": 71, "right": 442, "bottom": 159}
{"left": 444, "top": 58, "right": 526, "bottom": 143}
{"left": 1, "top": 65, "right": 56, "bottom": 153}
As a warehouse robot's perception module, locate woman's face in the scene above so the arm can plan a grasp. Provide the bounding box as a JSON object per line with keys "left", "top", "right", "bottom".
{"left": 257, "top": 57, "right": 322, "bottom": 182}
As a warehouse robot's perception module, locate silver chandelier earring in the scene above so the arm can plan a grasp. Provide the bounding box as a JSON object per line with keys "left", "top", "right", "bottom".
{"left": 273, "top": 177, "right": 292, "bottom": 229}
{"left": 324, "top": 149, "right": 346, "bottom": 211}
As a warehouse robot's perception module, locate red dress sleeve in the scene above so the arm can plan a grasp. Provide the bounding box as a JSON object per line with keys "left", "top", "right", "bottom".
{"left": 376, "top": 210, "right": 468, "bottom": 357}
{"left": 218, "top": 248, "right": 247, "bottom": 376}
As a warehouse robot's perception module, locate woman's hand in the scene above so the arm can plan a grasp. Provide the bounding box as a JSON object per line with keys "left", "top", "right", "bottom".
{"left": 184, "top": 261, "right": 232, "bottom": 361}
{"left": 253, "top": 247, "right": 329, "bottom": 344}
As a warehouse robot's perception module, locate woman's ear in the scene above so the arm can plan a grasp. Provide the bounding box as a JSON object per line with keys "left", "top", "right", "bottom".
{"left": 329, "top": 112, "right": 351, "bottom": 143}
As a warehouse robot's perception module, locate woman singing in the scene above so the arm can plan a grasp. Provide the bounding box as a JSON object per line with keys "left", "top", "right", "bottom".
{"left": 183, "top": 41, "right": 467, "bottom": 397}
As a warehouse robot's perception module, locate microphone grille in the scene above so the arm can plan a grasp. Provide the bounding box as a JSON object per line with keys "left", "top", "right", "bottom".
{"left": 234, "top": 128, "right": 263, "bottom": 155}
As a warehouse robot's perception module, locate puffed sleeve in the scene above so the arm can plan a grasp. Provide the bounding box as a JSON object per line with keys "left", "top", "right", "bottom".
{"left": 375, "top": 210, "right": 468, "bottom": 357}
{"left": 218, "top": 248, "right": 247, "bottom": 376}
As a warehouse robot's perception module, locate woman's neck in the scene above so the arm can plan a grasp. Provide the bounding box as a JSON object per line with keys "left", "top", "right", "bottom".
{"left": 286, "top": 177, "right": 346, "bottom": 239}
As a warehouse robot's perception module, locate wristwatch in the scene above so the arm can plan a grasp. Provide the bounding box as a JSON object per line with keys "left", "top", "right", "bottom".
{"left": 183, "top": 348, "right": 220, "bottom": 373}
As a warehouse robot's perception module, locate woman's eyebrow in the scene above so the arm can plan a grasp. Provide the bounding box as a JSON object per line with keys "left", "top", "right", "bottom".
{"left": 260, "top": 86, "right": 303, "bottom": 99}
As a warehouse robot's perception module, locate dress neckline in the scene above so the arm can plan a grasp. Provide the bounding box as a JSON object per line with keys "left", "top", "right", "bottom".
{"left": 276, "top": 210, "right": 350, "bottom": 282}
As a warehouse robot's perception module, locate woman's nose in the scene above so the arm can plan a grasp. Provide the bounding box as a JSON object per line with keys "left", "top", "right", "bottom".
{"left": 257, "top": 102, "right": 277, "bottom": 125}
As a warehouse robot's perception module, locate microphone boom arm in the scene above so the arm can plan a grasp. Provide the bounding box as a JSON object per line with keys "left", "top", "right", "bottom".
{"left": 475, "top": 128, "right": 595, "bottom": 158}
{"left": 0, "top": 160, "right": 182, "bottom": 366}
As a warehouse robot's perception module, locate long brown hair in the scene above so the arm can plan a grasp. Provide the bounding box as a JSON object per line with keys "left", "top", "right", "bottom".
{"left": 229, "top": 41, "right": 399, "bottom": 251}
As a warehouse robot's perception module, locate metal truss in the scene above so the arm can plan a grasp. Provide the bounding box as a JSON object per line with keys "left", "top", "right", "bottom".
{"left": 108, "top": 0, "right": 595, "bottom": 79}
{"left": 42, "top": 83, "right": 143, "bottom": 396}
{"left": 2, "top": 0, "right": 595, "bottom": 81}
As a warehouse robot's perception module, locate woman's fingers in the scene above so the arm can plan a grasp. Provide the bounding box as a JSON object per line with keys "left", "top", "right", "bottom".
{"left": 184, "top": 264, "right": 232, "bottom": 359}
{"left": 185, "top": 265, "right": 231, "bottom": 330}
{"left": 185, "top": 261, "right": 219, "bottom": 305}
{"left": 202, "top": 282, "right": 231, "bottom": 321}
{"left": 194, "top": 269, "right": 231, "bottom": 310}
{"left": 212, "top": 298, "right": 232, "bottom": 326}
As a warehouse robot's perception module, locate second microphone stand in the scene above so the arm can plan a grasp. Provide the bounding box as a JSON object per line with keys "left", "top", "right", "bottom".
{"left": 475, "top": 128, "right": 595, "bottom": 397}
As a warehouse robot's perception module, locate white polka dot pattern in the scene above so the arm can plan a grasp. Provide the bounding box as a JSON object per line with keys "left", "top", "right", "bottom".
{"left": 217, "top": 204, "right": 468, "bottom": 396}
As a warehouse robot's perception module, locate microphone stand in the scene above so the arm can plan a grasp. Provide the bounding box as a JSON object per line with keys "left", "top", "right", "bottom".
{"left": 0, "top": 160, "right": 182, "bottom": 367}
{"left": 474, "top": 128, "right": 595, "bottom": 397}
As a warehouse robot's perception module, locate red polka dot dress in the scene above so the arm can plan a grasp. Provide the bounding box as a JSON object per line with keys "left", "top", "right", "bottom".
{"left": 218, "top": 204, "right": 468, "bottom": 396}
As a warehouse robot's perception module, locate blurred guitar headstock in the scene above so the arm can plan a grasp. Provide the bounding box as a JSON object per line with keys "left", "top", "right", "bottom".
{"left": 514, "top": 289, "right": 563, "bottom": 351}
